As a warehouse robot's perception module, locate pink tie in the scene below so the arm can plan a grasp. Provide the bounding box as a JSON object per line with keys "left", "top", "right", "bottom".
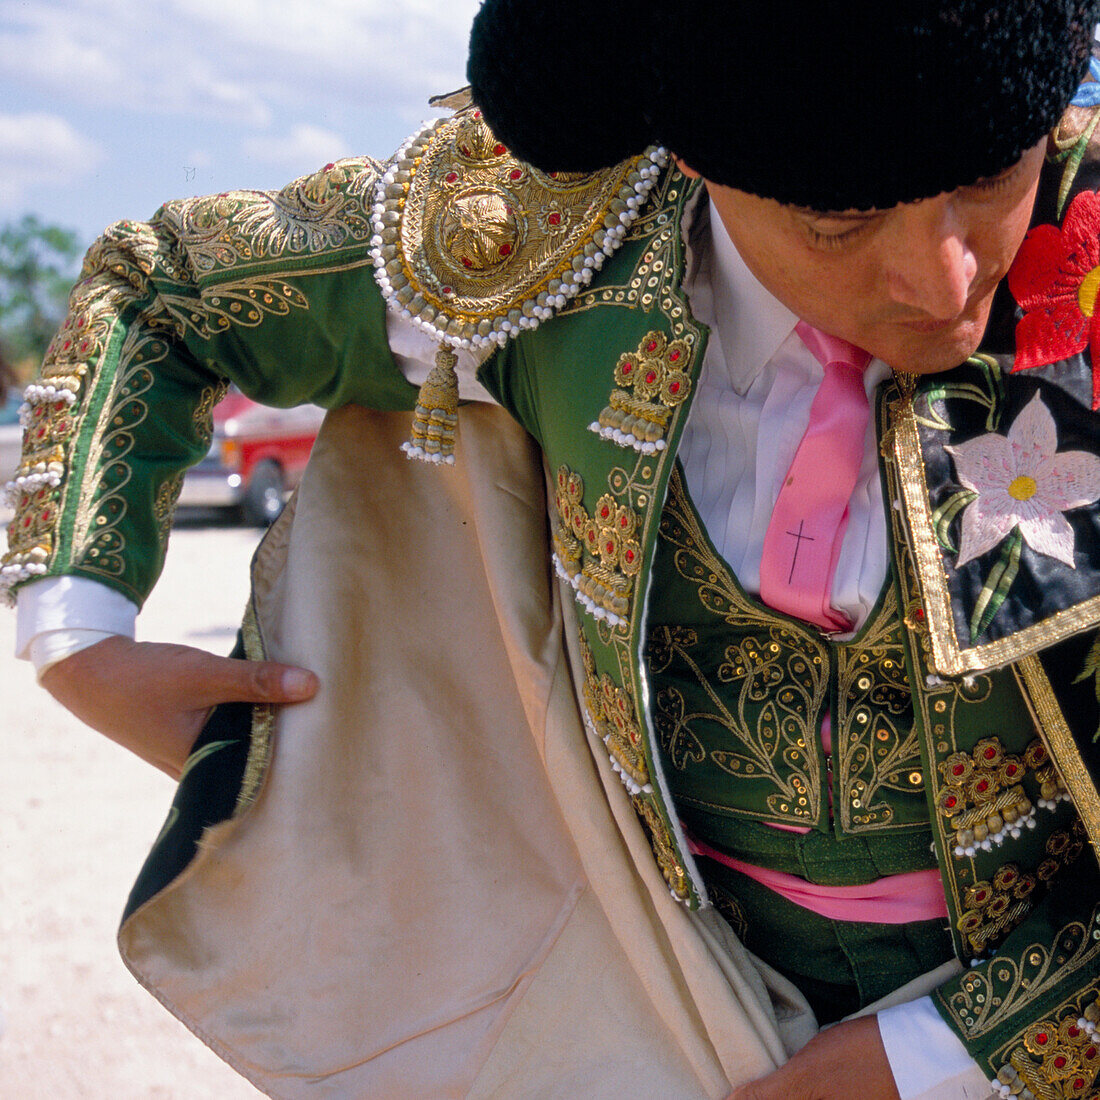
{"left": 758, "top": 321, "right": 872, "bottom": 633}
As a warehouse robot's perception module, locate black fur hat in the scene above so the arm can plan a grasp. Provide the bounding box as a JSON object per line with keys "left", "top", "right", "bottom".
{"left": 468, "top": 0, "right": 1100, "bottom": 210}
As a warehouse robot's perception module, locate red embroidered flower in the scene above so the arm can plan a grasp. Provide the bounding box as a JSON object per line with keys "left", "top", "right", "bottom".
{"left": 1008, "top": 189, "right": 1100, "bottom": 408}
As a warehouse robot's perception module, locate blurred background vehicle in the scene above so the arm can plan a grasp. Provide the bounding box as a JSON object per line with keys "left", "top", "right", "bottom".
{"left": 178, "top": 388, "right": 325, "bottom": 526}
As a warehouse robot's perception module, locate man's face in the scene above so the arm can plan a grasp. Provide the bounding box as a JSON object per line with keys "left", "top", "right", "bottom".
{"left": 691, "top": 141, "right": 1047, "bottom": 374}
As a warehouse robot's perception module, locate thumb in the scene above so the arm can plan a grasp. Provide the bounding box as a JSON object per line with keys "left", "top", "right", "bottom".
{"left": 193, "top": 653, "right": 320, "bottom": 706}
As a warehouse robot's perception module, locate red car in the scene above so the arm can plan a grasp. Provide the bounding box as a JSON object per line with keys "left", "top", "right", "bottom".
{"left": 177, "top": 389, "right": 325, "bottom": 525}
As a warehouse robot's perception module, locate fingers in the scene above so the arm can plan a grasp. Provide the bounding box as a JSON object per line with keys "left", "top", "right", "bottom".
{"left": 196, "top": 653, "right": 320, "bottom": 706}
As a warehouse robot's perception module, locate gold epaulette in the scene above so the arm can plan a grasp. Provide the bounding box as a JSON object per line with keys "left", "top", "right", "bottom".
{"left": 369, "top": 93, "right": 667, "bottom": 463}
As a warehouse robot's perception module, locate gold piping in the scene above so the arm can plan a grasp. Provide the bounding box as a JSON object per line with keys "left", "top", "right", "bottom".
{"left": 237, "top": 596, "right": 274, "bottom": 815}
{"left": 1014, "top": 655, "right": 1100, "bottom": 852}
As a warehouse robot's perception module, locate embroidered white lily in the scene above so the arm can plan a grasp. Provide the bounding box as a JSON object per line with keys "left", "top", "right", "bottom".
{"left": 946, "top": 392, "right": 1100, "bottom": 568}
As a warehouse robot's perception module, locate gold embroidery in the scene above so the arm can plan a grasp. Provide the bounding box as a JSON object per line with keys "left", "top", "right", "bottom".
{"left": 632, "top": 793, "right": 690, "bottom": 900}
{"left": 995, "top": 986, "right": 1100, "bottom": 1099}
{"left": 835, "top": 588, "right": 923, "bottom": 832}
{"left": 580, "top": 633, "right": 650, "bottom": 793}
{"left": 591, "top": 330, "right": 693, "bottom": 453}
{"left": 936, "top": 737, "right": 1041, "bottom": 857}
{"left": 651, "top": 471, "right": 829, "bottom": 825}
{"left": 942, "top": 903, "right": 1100, "bottom": 1040}
{"left": 372, "top": 106, "right": 666, "bottom": 348}
{"left": 161, "top": 158, "right": 379, "bottom": 275}
{"left": 552, "top": 464, "right": 641, "bottom": 627}
{"left": 956, "top": 825, "right": 1085, "bottom": 958}
{"left": 957, "top": 863, "right": 1036, "bottom": 955}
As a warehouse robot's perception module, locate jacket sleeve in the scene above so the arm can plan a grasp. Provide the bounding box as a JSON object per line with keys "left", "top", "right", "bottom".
{"left": 930, "top": 627, "right": 1100, "bottom": 1096}
{"left": 2, "top": 158, "right": 418, "bottom": 610}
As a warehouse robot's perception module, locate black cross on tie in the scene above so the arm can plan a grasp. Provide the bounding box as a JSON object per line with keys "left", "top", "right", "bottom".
{"left": 784, "top": 520, "right": 815, "bottom": 584}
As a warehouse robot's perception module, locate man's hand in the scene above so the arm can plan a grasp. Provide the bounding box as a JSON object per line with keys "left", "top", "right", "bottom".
{"left": 41, "top": 635, "right": 319, "bottom": 779}
{"left": 728, "top": 1015, "right": 901, "bottom": 1100}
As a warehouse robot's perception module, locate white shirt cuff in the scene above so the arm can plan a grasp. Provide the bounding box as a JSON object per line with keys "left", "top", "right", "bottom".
{"left": 15, "top": 575, "right": 138, "bottom": 663}
{"left": 878, "top": 997, "right": 991, "bottom": 1100}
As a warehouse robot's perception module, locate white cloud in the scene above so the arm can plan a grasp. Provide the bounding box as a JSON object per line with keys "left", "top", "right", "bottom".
{"left": 242, "top": 123, "right": 352, "bottom": 175}
{"left": 0, "top": 112, "right": 105, "bottom": 209}
{"left": 0, "top": 0, "right": 272, "bottom": 125}
{"left": 0, "top": 0, "right": 479, "bottom": 126}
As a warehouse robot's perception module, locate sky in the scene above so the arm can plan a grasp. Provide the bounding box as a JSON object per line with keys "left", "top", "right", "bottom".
{"left": 0, "top": 0, "right": 484, "bottom": 250}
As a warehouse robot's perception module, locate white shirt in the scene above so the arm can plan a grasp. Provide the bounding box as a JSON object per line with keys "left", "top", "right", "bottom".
{"left": 13, "top": 193, "right": 990, "bottom": 1099}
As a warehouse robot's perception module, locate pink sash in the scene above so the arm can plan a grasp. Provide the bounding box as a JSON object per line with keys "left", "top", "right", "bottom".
{"left": 687, "top": 833, "right": 948, "bottom": 924}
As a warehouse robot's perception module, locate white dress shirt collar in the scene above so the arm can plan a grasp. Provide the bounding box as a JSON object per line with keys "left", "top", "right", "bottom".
{"left": 706, "top": 197, "right": 798, "bottom": 394}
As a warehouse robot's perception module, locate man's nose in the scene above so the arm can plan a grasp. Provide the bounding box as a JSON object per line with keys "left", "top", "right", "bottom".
{"left": 884, "top": 197, "right": 978, "bottom": 319}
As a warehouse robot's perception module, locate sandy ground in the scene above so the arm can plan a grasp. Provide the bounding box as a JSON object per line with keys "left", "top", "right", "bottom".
{"left": 0, "top": 510, "right": 266, "bottom": 1098}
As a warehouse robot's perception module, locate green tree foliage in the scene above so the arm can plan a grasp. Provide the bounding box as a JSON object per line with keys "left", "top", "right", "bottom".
{"left": 0, "top": 215, "right": 83, "bottom": 368}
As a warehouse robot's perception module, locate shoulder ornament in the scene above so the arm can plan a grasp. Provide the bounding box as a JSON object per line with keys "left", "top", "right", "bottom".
{"left": 369, "top": 102, "right": 667, "bottom": 462}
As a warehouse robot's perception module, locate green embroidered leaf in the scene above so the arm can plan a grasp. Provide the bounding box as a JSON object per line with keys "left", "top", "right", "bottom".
{"left": 1056, "top": 113, "right": 1100, "bottom": 218}
{"left": 917, "top": 358, "right": 1004, "bottom": 433}
{"left": 1072, "top": 632, "right": 1100, "bottom": 741}
{"left": 179, "top": 738, "right": 236, "bottom": 782}
{"left": 969, "top": 528, "right": 1022, "bottom": 640}
{"left": 931, "top": 489, "right": 977, "bottom": 552}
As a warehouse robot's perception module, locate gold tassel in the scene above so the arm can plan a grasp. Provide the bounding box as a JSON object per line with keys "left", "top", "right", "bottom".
{"left": 401, "top": 344, "right": 459, "bottom": 464}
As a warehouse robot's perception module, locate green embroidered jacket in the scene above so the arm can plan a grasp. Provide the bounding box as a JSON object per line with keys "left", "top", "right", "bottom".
{"left": 6, "top": 111, "right": 1100, "bottom": 1094}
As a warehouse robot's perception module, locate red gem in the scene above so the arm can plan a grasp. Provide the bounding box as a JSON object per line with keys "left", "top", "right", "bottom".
{"left": 41, "top": 510, "right": 50, "bottom": 521}
{"left": 606, "top": 541, "right": 615, "bottom": 555}
{"left": 620, "top": 516, "right": 628, "bottom": 528}
{"left": 1002, "top": 869, "right": 1016, "bottom": 881}
{"left": 1074, "top": 1081, "right": 1086, "bottom": 1091}
{"left": 952, "top": 764, "right": 965, "bottom": 776}
{"left": 548, "top": 212, "right": 561, "bottom": 226}
{"left": 441, "top": 286, "right": 453, "bottom": 295}
{"left": 324, "top": 162, "right": 335, "bottom": 171}
{"left": 23, "top": 517, "right": 30, "bottom": 527}
{"left": 499, "top": 243, "right": 512, "bottom": 256}
{"left": 945, "top": 796, "right": 957, "bottom": 808}
{"left": 493, "top": 143, "right": 507, "bottom": 156}
{"left": 1086, "top": 1046, "right": 1098, "bottom": 1059}
{"left": 474, "top": 110, "right": 481, "bottom": 119}
{"left": 510, "top": 168, "right": 522, "bottom": 180}
{"left": 460, "top": 145, "right": 471, "bottom": 157}
{"left": 1069, "top": 1026, "right": 1081, "bottom": 1038}
{"left": 621, "top": 361, "right": 634, "bottom": 374}
{"left": 600, "top": 505, "right": 610, "bottom": 518}
{"left": 669, "top": 350, "right": 681, "bottom": 361}
{"left": 915, "top": 608, "right": 925, "bottom": 621}
{"left": 984, "top": 747, "right": 996, "bottom": 759}
{"left": 644, "top": 371, "right": 658, "bottom": 384}
{"left": 1037, "top": 1033, "right": 1049, "bottom": 1045}
{"left": 645, "top": 340, "right": 657, "bottom": 352}
{"left": 976, "top": 779, "right": 988, "bottom": 792}
{"left": 461, "top": 258, "right": 472, "bottom": 268}
{"left": 625, "top": 550, "right": 635, "bottom": 562}
{"left": 669, "top": 382, "right": 680, "bottom": 394}
{"left": 1006, "top": 765, "right": 1018, "bottom": 776}
{"left": 445, "top": 172, "right": 458, "bottom": 183}
{"left": 1054, "top": 1056, "right": 1067, "bottom": 1069}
